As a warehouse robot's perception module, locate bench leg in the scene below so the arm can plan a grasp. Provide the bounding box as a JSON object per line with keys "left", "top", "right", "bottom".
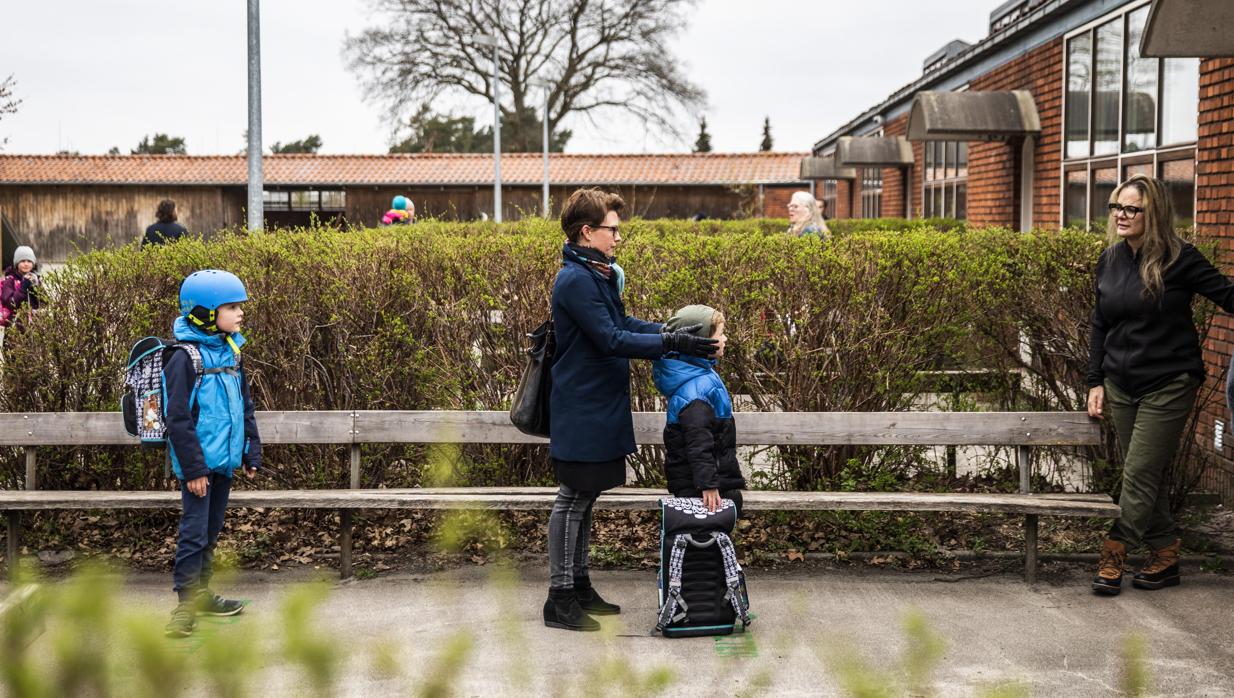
{"left": 339, "top": 509, "right": 353, "bottom": 580}
{"left": 6, "top": 512, "right": 19, "bottom": 582}
{"left": 1024, "top": 514, "right": 1039, "bottom": 584}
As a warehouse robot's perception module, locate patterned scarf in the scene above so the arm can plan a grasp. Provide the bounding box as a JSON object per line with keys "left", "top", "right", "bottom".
{"left": 566, "top": 243, "right": 613, "bottom": 280}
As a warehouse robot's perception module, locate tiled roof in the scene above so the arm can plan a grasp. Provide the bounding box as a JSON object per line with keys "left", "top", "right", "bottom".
{"left": 0, "top": 153, "right": 809, "bottom": 187}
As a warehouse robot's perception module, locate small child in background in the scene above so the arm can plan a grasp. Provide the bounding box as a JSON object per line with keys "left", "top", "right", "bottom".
{"left": 653, "top": 304, "right": 746, "bottom": 513}
{"left": 381, "top": 195, "right": 414, "bottom": 226}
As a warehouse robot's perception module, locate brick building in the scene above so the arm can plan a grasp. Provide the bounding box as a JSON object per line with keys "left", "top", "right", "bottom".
{"left": 805, "top": 0, "right": 1234, "bottom": 500}
{"left": 0, "top": 152, "right": 810, "bottom": 264}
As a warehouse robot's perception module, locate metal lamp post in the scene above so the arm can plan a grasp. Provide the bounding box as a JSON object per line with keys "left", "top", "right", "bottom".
{"left": 473, "top": 33, "right": 503, "bottom": 223}
{"left": 246, "top": 0, "right": 263, "bottom": 231}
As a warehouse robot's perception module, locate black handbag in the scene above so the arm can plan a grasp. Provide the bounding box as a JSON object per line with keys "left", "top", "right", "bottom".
{"left": 509, "top": 319, "right": 554, "bottom": 437}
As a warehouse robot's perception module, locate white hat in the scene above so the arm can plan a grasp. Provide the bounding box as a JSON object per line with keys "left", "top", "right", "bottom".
{"left": 12, "top": 246, "right": 35, "bottom": 266}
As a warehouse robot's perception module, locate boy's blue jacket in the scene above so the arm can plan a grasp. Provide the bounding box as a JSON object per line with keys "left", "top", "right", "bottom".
{"left": 652, "top": 355, "right": 745, "bottom": 495}
{"left": 164, "top": 317, "right": 262, "bottom": 481}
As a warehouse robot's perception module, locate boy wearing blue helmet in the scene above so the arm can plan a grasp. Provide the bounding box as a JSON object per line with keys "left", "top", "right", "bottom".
{"left": 164, "top": 269, "right": 262, "bottom": 638}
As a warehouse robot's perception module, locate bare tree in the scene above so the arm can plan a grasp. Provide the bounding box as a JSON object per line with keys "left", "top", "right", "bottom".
{"left": 0, "top": 75, "right": 22, "bottom": 149}
{"left": 344, "top": 0, "right": 706, "bottom": 151}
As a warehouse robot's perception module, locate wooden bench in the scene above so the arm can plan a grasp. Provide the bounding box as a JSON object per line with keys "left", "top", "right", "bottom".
{"left": 0, "top": 410, "right": 1116, "bottom": 584}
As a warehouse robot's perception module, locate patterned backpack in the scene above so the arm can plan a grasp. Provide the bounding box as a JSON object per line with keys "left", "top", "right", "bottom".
{"left": 655, "top": 497, "right": 751, "bottom": 638}
{"left": 121, "top": 337, "right": 206, "bottom": 446}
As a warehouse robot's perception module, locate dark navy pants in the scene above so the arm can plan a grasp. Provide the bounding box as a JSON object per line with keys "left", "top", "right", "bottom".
{"left": 173, "top": 471, "right": 232, "bottom": 600}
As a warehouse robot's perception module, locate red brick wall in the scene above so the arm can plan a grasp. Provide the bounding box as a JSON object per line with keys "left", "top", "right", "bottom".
{"left": 964, "top": 36, "right": 1064, "bottom": 228}
{"left": 834, "top": 180, "right": 854, "bottom": 219}
{"left": 1195, "top": 58, "right": 1234, "bottom": 503}
{"left": 882, "top": 116, "right": 908, "bottom": 218}
{"left": 966, "top": 139, "right": 1019, "bottom": 226}
{"left": 762, "top": 185, "right": 802, "bottom": 218}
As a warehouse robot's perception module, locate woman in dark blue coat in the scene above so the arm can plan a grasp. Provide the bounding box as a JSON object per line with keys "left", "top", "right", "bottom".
{"left": 543, "top": 188, "right": 718, "bottom": 632}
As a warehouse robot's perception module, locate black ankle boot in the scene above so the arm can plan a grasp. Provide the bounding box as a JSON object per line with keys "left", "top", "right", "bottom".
{"left": 573, "top": 576, "right": 621, "bottom": 615}
{"left": 543, "top": 588, "right": 601, "bottom": 631}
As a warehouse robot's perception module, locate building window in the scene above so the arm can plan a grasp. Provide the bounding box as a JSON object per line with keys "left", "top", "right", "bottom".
{"left": 923, "top": 140, "right": 968, "bottom": 219}
{"left": 1063, "top": 1, "right": 1197, "bottom": 229}
{"left": 263, "top": 190, "right": 290, "bottom": 210}
{"left": 861, "top": 167, "right": 882, "bottom": 218}
{"left": 822, "top": 179, "right": 838, "bottom": 220}
{"left": 264, "top": 189, "right": 346, "bottom": 212}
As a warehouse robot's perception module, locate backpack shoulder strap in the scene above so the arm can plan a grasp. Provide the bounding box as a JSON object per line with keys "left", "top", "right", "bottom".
{"left": 656, "top": 533, "right": 692, "bottom": 632}
{"left": 715, "top": 532, "right": 751, "bottom": 626}
{"left": 168, "top": 343, "right": 205, "bottom": 378}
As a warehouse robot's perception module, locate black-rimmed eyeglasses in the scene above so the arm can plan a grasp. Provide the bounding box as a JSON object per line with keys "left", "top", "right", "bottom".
{"left": 1108, "top": 203, "right": 1143, "bottom": 219}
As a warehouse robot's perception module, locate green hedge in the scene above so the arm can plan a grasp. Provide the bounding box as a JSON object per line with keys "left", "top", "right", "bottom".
{"left": 2, "top": 219, "right": 1211, "bottom": 501}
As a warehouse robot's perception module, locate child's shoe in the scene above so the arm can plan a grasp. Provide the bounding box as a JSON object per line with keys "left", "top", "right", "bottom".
{"left": 164, "top": 603, "right": 197, "bottom": 638}
{"left": 196, "top": 590, "right": 245, "bottom": 616}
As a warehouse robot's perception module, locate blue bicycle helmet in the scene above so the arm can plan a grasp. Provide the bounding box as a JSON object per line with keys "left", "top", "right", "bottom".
{"left": 179, "top": 269, "right": 249, "bottom": 332}
{"left": 392, "top": 195, "right": 409, "bottom": 211}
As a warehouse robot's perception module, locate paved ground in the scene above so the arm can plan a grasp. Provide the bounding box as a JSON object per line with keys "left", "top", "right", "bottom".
{"left": 7, "top": 562, "right": 1234, "bottom": 696}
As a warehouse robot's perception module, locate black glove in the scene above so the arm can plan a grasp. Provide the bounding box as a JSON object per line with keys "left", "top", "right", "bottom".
{"left": 661, "top": 324, "right": 719, "bottom": 357}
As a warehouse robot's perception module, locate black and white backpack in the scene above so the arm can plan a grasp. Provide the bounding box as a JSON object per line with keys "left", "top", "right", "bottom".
{"left": 121, "top": 337, "right": 206, "bottom": 446}
{"left": 655, "top": 497, "right": 751, "bottom": 638}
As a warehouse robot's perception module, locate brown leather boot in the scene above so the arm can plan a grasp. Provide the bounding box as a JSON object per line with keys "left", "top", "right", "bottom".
{"left": 1091, "top": 539, "right": 1126, "bottom": 595}
{"left": 1132, "top": 539, "right": 1181, "bottom": 591}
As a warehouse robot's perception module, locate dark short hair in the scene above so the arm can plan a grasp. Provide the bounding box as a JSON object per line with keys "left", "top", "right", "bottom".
{"left": 561, "top": 188, "right": 625, "bottom": 243}
{"left": 156, "top": 199, "right": 178, "bottom": 224}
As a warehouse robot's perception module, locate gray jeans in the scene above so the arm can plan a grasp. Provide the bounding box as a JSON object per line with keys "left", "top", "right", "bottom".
{"left": 547, "top": 485, "right": 598, "bottom": 589}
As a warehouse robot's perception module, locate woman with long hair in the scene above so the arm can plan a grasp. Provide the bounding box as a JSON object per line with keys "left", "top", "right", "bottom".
{"left": 1087, "top": 174, "right": 1234, "bottom": 595}
{"left": 786, "top": 191, "right": 829, "bottom": 238}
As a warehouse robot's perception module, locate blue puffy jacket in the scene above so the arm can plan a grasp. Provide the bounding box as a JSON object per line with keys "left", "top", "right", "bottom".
{"left": 653, "top": 355, "right": 744, "bottom": 495}
{"left": 164, "top": 316, "right": 261, "bottom": 481}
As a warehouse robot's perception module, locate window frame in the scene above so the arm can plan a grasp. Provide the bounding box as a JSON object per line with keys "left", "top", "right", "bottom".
{"left": 1059, "top": 0, "right": 1197, "bottom": 229}
{"left": 922, "top": 140, "right": 968, "bottom": 219}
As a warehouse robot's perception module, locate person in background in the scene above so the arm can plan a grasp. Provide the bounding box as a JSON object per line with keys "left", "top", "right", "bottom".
{"left": 143, "top": 199, "right": 189, "bottom": 246}
{"left": 786, "top": 191, "right": 829, "bottom": 238}
{"left": 1, "top": 245, "right": 43, "bottom": 344}
{"left": 1087, "top": 174, "right": 1234, "bottom": 596}
{"left": 382, "top": 195, "right": 414, "bottom": 226}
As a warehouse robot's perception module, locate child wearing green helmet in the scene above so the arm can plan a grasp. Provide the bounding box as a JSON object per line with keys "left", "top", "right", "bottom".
{"left": 164, "top": 269, "right": 263, "bottom": 638}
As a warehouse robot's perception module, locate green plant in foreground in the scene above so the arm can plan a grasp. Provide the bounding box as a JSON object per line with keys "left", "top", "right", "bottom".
{"left": 1121, "top": 633, "right": 1149, "bottom": 697}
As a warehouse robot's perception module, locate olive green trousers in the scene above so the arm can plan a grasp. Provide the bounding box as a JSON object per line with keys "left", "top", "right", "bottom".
{"left": 1103, "top": 373, "right": 1199, "bottom": 551}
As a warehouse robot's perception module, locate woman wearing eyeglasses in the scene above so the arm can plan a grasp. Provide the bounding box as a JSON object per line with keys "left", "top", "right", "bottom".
{"left": 543, "top": 188, "right": 719, "bottom": 631}
{"left": 1087, "top": 174, "right": 1234, "bottom": 596}
{"left": 786, "top": 191, "right": 830, "bottom": 238}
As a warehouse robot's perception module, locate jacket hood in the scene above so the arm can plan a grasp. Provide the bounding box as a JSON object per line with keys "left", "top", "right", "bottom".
{"left": 173, "top": 315, "right": 247, "bottom": 351}
{"left": 653, "top": 355, "right": 716, "bottom": 397}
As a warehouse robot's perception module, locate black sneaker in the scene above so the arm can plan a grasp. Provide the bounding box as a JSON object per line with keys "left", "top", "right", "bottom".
{"left": 196, "top": 591, "right": 245, "bottom": 617}
{"left": 164, "top": 603, "right": 197, "bottom": 638}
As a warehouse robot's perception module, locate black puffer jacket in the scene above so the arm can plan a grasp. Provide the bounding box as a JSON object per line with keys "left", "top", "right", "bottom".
{"left": 653, "top": 356, "right": 745, "bottom": 496}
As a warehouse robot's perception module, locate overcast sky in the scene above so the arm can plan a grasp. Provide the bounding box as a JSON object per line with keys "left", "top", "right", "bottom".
{"left": 1, "top": 0, "right": 995, "bottom": 156}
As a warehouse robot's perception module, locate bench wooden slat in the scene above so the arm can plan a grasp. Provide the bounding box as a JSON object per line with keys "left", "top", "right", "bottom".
{"left": 0, "top": 488, "right": 1119, "bottom": 517}
{"left": 0, "top": 411, "right": 1101, "bottom": 447}
{"left": 0, "top": 411, "right": 355, "bottom": 446}
{"left": 352, "top": 411, "right": 1101, "bottom": 446}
